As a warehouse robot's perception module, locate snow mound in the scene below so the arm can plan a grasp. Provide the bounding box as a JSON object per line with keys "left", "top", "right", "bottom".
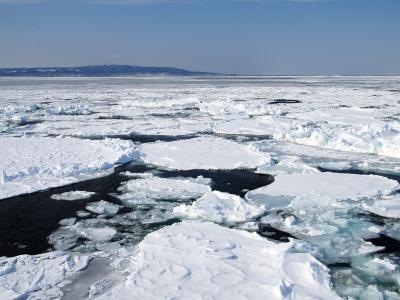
{"left": 97, "top": 221, "right": 339, "bottom": 300}
{"left": 246, "top": 173, "right": 398, "bottom": 206}
{"left": 174, "top": 191, "right": 265, "bottom": 224}
{"left": 46, "top": 104, "right": 91, "bottom": 116}
{"left": 140, "top": 136, "right": 271, "bottom": 170}
{"left": 0, "top": 137, "right": 140, "bottom": 199}
{"left": 117, "top": 174, "right": 211, "bottom": 206}
{"left": 0, "top": 252, "right": 90, "bottom": 300}
{"left": 51, "top": 190, "right": 95, "bottom": 201}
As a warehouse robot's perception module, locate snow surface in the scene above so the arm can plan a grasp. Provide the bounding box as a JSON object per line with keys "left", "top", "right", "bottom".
{"left": 140, "top": 136, "right": 271, "bottom": 170}
{"left": 97, "top": 221, "right": 340, "bottom": 300}
{"left": 174, "top": 191, "right": 266, "bottom": 224}
{"left": 0, "top": 137, "right": 139, "bottom": 199}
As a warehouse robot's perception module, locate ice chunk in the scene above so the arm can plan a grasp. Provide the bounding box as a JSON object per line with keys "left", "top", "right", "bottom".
{"left": 0, "top": 137, "right": 140, "bottom": 199}
{"left": 97, "top": 221, "right": 339, "bottom": 300}
{"left": 117, "top": 174, "right": 211, "bottom": 206}
{"left": 86, "top": 200, "right": 120, "bottom": 217}
{"left": 174, "top": 191, "right": 265, "bottom": 224}
{"left": 140, "top": 136, "right": 271, "bottom": 170}
{"left": 51, "top": 190, "right": 95, "bottom": 201}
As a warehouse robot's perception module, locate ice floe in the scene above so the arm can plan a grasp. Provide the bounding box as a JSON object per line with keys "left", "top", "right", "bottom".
{"left": 174, "top": 191, "right": 265, "bottom": 224}
{"left": 141, "top": 136, "right": 271, "bottom": 170}
{"left": 0, "top": 137, "right": 139, "bottom": 199}
{"left": 246, "top": 172, "right": 398, "bottom": 207}
{"left": 97, "top": 221, "right": 340, "bottom": 300}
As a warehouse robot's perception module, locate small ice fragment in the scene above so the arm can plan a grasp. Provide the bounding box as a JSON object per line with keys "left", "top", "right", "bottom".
{"left": 51, "top": 191, "right": 95, "bottom": 201}
{"left": 59, "top": 218, "right": 77, "bottom": 226}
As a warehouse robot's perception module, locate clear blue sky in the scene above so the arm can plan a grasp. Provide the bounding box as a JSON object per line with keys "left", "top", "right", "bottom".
{"left": 0, "top": 0, "right": 399, "bottom": 75}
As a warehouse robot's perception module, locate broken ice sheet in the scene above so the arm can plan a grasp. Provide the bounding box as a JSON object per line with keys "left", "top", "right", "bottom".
{"left": 246, "top": 172, "right": 399, "bottom": 262}
{"left": 0, "top": 251, "right": 90, "bottom": 300}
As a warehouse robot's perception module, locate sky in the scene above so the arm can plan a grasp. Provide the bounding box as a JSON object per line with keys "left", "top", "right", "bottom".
{"left": 0, "top": 0, "right": 399, "bottom": 75}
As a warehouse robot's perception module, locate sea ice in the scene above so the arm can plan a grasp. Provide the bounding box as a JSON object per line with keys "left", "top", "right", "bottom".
{"left": 174, "top": 191, "right": 265, "bottom": 224}
{"left": 140, "top": 136, "right": 271, "bottom": 170}
{"left": 97, "top": 221, "right": 339, "bottom": 300}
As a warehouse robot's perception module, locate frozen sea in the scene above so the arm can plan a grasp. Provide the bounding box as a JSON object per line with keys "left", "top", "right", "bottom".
{"left": 0, "top": 76, "right": 400, "bottom": 299}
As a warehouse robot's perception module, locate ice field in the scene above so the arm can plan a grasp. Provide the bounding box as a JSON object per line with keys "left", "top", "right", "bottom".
{"left": 0, "top": 76, "right": 400, "bottom": 299}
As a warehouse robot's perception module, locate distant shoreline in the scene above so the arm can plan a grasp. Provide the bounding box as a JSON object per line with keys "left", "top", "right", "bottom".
{"left": 0, "top": 64, "right": 219, "bottom": 77}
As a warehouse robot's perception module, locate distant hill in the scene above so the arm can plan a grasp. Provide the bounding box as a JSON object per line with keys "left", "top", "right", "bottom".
{"left": 0, "top": 65, "right": 218, "bottom": 77}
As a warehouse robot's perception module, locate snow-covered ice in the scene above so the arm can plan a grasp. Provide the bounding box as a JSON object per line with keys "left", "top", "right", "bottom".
{"left": 141, "top": 136, "right": 271, "bottom": 170}
{"left": 97, "top": 221, "right": 340, "bottom": 300}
